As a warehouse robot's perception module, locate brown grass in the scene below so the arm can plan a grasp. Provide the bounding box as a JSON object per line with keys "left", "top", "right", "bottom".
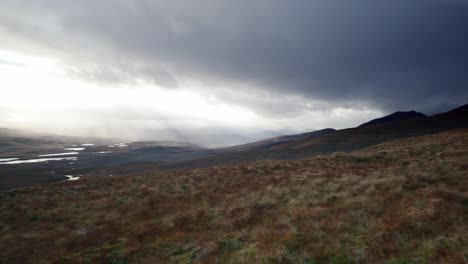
{"left": 1, "top": 129, "right": 468, "bottom": 263}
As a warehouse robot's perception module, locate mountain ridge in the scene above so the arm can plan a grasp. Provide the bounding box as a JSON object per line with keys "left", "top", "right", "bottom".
{"left": 134, "top": 103, "right": 468, "bottom": 172}
{"left": 359, "top": 110, "right": 427, "bottom": 127}
{"left": 1, "top": 103, "right": 468, "bottom": 189}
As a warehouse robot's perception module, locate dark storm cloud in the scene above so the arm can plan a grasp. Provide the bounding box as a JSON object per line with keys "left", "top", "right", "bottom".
{"left": 1, "top": 0, "right": 467, "bottom": 114}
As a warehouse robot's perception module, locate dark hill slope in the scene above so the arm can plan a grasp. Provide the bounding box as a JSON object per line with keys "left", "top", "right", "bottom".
{"left": 431, "top": 103, "right": 468, "bottom": 119}
{"left": 147, "top": 103, "right": 468, "bottom": 170}
{"left": 359, "top": 110, "right": 427, "bottom": 127}
{"left": 284, "top": 103, "right": 468, "bottom": 152}
{"left": 51, "top": 104, "right": 468, "bottom": 176}
{"left": 218, "top": 128, "right": 336, "bottom": 152}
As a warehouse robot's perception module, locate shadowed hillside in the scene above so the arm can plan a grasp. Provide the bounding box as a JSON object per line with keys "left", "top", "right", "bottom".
{"left": 119, "top": 103, "right": 468, "bottom": 173}
{"left": 1, "top": 129, "right": 467, "bottom": 263}
{"left": 358, "top": 110, "right": 427, "bottom": 127}
{"left": 282, "top": 103, "right": 468, "bottom": 152}
{"left": 1, "top": 104, "right": 467, "bottom": 190}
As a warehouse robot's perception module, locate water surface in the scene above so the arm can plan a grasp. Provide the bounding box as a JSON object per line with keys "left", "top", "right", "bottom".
{"left": 0, "top": 158, "right": 19, "bottom": 162}
{"left": 64, "top": 147, "right": 85, "bottom": 151}
{"left": 64, "top": 175, "right": 80, "bottom": 181}
{"left": 0, "top": 157, "right": 78, "bottom": 164}
{"left": 39, "top": 152, "right": 79, "bottom": 157}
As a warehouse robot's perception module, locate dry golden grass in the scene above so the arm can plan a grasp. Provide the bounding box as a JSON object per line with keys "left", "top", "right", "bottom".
{"left": 1, "top": 129, "right": 468, "bottom": 263}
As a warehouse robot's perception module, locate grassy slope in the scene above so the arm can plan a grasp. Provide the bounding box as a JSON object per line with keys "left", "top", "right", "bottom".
{"left": 1, "top": 130, "right": 468, "bottom": 263}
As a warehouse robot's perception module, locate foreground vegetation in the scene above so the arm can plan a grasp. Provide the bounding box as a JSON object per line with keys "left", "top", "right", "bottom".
{"left": 1, "top": 129, "right": 468, "bottom": 263}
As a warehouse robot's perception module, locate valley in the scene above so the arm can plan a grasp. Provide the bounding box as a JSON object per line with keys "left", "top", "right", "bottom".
{"left": 1, "top": 104, "right": 467, "bottom": 263}
{"left": 1, "top": 104, "right": 467, "bottom": 191}
{"left": 1, "top": 129, "right": 467, "bottom": 263}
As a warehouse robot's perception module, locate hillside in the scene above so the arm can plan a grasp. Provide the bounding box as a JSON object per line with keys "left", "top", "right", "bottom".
{"left": 1, "top": 129, "right": 467, "bottom": 263}
{"left": 145, "top": 104, "right": 468, "bottom": 171}
{"left": 358, "top": 111, "right": 427, "bottom": 127}
{"left": 1, "top": 104, "right": 467, "bottom": 190}
{"left": 218, "top": 129, "right": 336, "bottom": 152}
{"left": 283, "top": 104, "right": 468, "bottom": 152}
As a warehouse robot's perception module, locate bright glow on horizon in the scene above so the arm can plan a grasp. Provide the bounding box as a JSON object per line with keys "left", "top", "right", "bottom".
{"left": 0, "top": 49, "right": 263, "bottom": 130}
{"left": 0, "top": 49, "right": 383, "bottom": 144}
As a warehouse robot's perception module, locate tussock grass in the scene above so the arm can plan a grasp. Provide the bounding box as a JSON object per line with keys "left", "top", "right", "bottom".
{"left": 1, "top": 130, "right": 468, "bottom": 263}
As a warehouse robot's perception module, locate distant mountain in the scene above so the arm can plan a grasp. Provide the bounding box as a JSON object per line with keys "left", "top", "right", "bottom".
{"left": 431, "top": 103, "right": 468, "bottom": 118}
{"left": 278, "top": 103, "right": 468, "bottom": 153}
{"left": 143, "top": 103, "right": 468, "bottom": 171}
{"left": 219, "top": 128, "right": 336, "bottom": 152}
{"left": 0, "top": 128, "right": 25, "bottom": 137}
{"left": 359, "top": 110, "right": 427, "bottom": 127}
{"left": 0, "top": 127, "right": 115, "bottom": 149}
{"left": 126, "top": 141, "right": 204, "bottom": 150}
{"left": 2, "top": 103, "right": 468, "bottom": 189}
{"left": 133, "top": 128, "right": 281, "bottom": 147}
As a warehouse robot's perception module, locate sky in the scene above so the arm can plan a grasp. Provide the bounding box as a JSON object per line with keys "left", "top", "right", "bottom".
{"left": 1, "top": 0, "right": 467, "bottom": 146}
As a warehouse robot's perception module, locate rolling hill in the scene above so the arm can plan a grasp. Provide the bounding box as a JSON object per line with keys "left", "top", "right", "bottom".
{"left": 1, "top": 129, "right": 467, "bottom": 263}
{"left": 124, "top": 103, "right": 468, "bottom": 173}
{"left": 1, "top": 104, "right": 467, "bottom": 189}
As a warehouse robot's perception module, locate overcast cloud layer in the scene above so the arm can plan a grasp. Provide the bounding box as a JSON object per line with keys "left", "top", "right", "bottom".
{"left": 1, "top": 0, "right": 467, "bottom": 145}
